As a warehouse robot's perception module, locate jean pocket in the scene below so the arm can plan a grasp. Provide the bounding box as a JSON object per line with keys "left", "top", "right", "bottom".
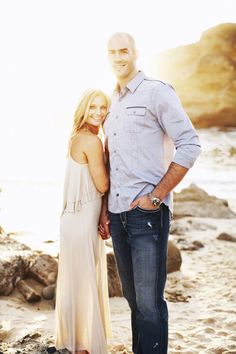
{"left": 136, "top": 205, "right": 161, "bottom": 214}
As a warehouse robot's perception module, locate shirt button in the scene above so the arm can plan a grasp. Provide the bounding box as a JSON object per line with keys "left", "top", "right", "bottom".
{"left": 114, "top": 150, "right": 116, "bottom": 153}
{"left": 116, "top": 168, "right": 118, "bottom": 171}
{"left": 116, "top": 193, "right": 119, "bottom": 197}
{"left": 116, "top": 115, "right": 118, "bottom": 119}
{"left": 114, "top": 133, "right": 116, "bottom": 136}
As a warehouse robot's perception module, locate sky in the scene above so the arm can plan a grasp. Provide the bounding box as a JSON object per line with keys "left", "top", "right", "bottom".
{"left": 0, "top": 0, "right": 236, "bottom": 181}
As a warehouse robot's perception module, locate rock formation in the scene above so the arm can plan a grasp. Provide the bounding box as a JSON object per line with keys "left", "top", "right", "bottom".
{"left": 0, "top": 228, "right": 182, "bottom": 301}
{"left": 151, "top": 23, "right": 236, "bottom": 128}
{"left": 2, "top": 180, "right": 234, "bottom": 302}
{"left": 173, "top": 183, "right": 236, "bottom": 218}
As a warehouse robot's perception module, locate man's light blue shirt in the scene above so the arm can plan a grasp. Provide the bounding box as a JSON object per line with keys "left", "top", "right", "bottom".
{"left": 103, "top": 71, "right": 201, "bottom": 213}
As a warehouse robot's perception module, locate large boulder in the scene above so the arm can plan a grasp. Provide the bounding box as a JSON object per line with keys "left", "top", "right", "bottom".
{"left": 151, "top": 23, "right": 236, "bottom": 128}
{"left": 28, "top": 254, "right": 58, "bottom": 286}
{"left": 173, "top": 183, "right": 236, "bottom": 218}
{"left": 106, "top": 252, "right": 123, "bottom": 297}
{"left": 107, "top": 241, "right": 182, "bottom": 296}
{"left": 0, "top": 256, "right": 30, "bottom": 295}
{"left": 0, "top": 231, "right": 31, "bottom": 295}
{"left": 167, "top": 241, "right": 182, "bottom": 273}
{"left": 16, "top": 279, "right": 41, "bottom": 302}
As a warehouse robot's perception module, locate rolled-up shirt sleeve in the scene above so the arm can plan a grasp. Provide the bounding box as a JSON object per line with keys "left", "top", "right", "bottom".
{"left": 153, "top": 84, "right": 201, "bottom": 169}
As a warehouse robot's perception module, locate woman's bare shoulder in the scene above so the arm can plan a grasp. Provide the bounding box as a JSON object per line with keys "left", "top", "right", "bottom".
{"left": 71, "top": 131, "right": 97, "bottom": 144}
{"left": 82, "top": 132, "right": 102, "bottom": 148}
{"left": 71, "top": 132, "right": 102, "bottom": 153}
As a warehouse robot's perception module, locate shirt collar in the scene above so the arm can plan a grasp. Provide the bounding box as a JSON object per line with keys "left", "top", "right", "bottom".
{"left": 114, "top": 70, "right": 145, "bottom": 95}
{"left": 127, "top": 70, "right": 145, "bottom": 93}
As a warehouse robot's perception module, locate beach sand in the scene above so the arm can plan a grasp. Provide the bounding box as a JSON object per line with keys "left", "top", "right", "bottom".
{"left": 1, "top": 216, "right": 236, "bottom": 354}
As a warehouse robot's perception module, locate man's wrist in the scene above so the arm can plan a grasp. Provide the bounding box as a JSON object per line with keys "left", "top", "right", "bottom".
{"left": 148, "top": 192, "right": 162, "bottom": 208}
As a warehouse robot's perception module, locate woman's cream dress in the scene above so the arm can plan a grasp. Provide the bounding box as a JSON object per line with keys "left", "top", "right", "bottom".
{"left": 55, "top": 156, "right": 112, "bottom": 354}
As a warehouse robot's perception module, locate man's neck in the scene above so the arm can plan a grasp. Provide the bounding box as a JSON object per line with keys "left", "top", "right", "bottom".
{"left": 118, "top": 69, "right": 138, "bottom": 90}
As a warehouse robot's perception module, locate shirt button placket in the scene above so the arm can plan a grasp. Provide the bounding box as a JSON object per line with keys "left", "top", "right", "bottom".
{"left": 113, "top": 97, "right": 122, "bottom": 211}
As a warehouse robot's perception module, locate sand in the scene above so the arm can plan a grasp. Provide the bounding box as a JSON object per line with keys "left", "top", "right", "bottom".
{"left": 1, "top": 216, "right": 236, "bottom": 354}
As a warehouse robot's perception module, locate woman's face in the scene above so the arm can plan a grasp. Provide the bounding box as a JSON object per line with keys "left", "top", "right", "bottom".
{"left": 86, "top": 95, "right": 107, "bottom": 127}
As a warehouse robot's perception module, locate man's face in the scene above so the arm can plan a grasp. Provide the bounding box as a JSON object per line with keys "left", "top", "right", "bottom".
{"left": 107, "top": 35, "right": 137, "bottom": 80}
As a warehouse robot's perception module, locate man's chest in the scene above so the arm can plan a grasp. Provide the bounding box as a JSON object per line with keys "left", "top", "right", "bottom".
{"left": 104, "top": 94, "right": 158, "bottom": 136}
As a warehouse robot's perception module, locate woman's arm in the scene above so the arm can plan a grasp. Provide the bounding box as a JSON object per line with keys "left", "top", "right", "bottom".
{"left": 83, "top": 134, "right": 109, "bottom": 193}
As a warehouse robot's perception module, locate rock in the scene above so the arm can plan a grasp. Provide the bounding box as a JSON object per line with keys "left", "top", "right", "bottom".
{"left": 0, "top": 233, "right": 31, "bottom": 252}
{"left": 47, "top": 271, "right": 57, "bottom": 284}
{"left": 170, "top": 222, "right": 190, "bottom": 235}
{"left": 217, "top": 233, "right": 236, "bottom": 242}
{"left": 186, "top": 220, "right": 217, "bottom": 231}
{"left": 0, "top": 226, "right": 7, "bottom": 237}
{"left": 192, "top": 240, "right": 204, "bottom": 249}
{"left": 0, "top": 256, "right": 30, "bottom": 295}
{"left": 0, "top": 231, "right": 183, "bottom": 300}
{"left": 107, "top": 242, "right": 182, "bottom": 295}
{"left": 0, "top": 280, "right": 14, "bottom": 296}
{"left": 165, "top": 289, "right": 191, "bottom": 303}
{"left": 176, "top": 239, "right": 204, "bottom": 251}
{"left": 42, "top": 285, "right": 56, "bottom": 300}
{"left": 28, "top": 254, "right": 58, "bottom": 286}
{"left": 167, "top": 241, "right": 182, "bottom": 273}
{"left": 106, "top": 252, "right": 123, "bottom": 297}
{"left": 151, "top": 23, "right": 236, "bottom": 128}
{"left": 170, "top": 220, "right": 217, "bottom": 234}
{"left": 174, "top": 184, "right": 236, "bottom": 218}
{"left": 16, "top": 279, "right": 41, "bottom": 302}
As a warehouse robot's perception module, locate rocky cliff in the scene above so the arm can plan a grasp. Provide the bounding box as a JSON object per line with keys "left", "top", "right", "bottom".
{"left": 151, "top": 23, "right": 236, "bottom": 128}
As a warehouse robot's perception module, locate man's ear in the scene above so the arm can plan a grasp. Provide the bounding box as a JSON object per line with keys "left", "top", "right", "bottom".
{"left": 134, "top": 49, "right": 139, "bottom": 60}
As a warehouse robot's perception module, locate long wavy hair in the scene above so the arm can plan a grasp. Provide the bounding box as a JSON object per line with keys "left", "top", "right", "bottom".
{"left": 69, "top": 89, "right": 109, "bottom": 144}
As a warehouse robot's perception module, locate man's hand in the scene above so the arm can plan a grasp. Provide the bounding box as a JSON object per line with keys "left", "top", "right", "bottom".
{"left": 129, "top": 194, "right": 160, "bottom": 211}
{"left": 98, "top": 209, "right": 111, "bottom": 240}
{"left": 130, "top": 163, "right": 189, "bottom": 211}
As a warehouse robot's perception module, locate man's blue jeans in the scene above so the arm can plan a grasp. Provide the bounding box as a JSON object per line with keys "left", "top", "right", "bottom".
{"left": 109, "top": 204, "right": 171, "bottom": 354}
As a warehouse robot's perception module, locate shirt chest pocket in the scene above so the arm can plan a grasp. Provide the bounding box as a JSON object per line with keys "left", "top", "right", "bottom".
{"left": 124, "top": 106, "right": 147, "bottom": 133}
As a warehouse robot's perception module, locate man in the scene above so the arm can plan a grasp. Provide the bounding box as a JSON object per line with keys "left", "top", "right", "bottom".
{"left": 99, "top": 32, "right": 201, "bottom": 354}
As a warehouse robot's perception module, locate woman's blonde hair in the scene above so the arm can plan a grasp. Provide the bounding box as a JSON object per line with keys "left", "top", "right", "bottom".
{"left": 69, "top": 89, "right": 109, "bottom": 143}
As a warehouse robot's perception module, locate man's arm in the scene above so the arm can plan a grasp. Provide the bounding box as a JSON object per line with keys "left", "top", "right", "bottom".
{"left": 130, "top": 162, "right": 188, "bottom": 209}
{"left": 151, "top": 162, "right": 188, "bottom": 200}
{"left": 155, "top": 84, "right": 202, "bottom": 170}
{"left": 130, "top": 84, "right": 201, "bottom": 210}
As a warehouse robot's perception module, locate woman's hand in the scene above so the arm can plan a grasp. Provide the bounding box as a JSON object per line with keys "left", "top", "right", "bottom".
{"left": 98, "top": 210, "right": 111, "bottom": 240}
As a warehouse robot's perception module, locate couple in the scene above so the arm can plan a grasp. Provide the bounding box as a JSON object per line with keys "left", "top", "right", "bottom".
{"left": 55, "top": 32, "right": 201, "bottom": 354}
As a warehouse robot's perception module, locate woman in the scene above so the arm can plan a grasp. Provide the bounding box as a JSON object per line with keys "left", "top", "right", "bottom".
{"left": 55, "top": 89, "right": 112, "bottom": 354}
